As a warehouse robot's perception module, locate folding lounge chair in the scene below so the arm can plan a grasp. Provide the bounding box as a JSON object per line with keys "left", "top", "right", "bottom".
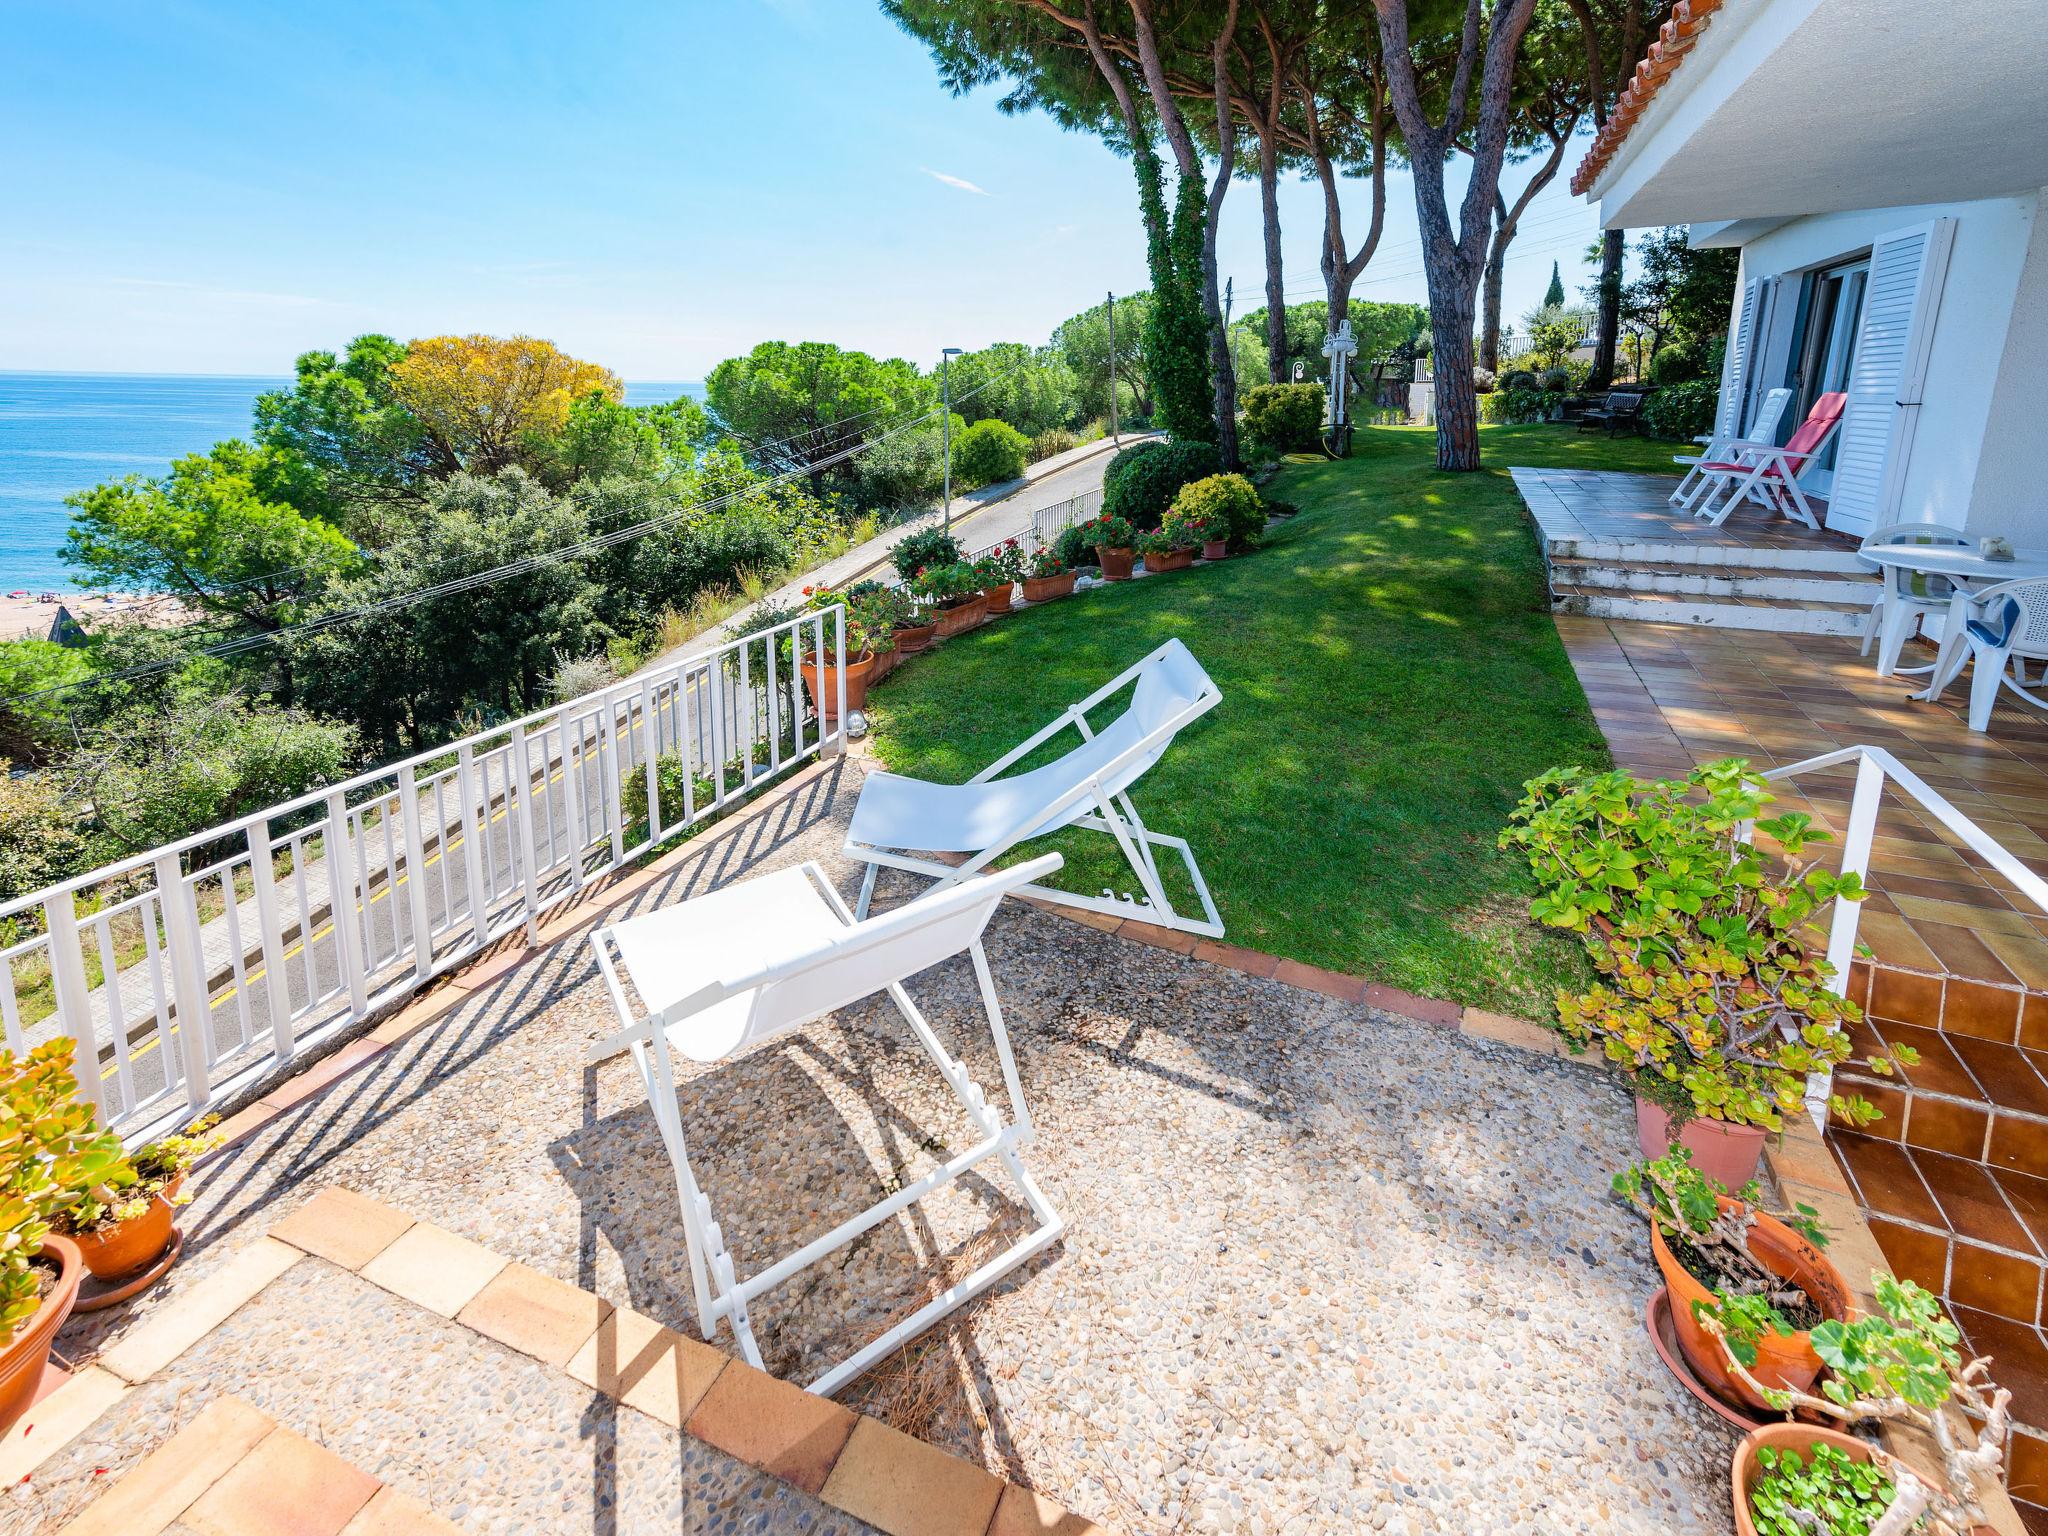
{"left": 587, "top": 853, "right": 1066, "bottom": 1398}
{"left": 843, "top": 638, "right": 1224, "bottom": 939}
{"left": 1689, "top": 392, "right": 1846, "bottom": 529}
{"left": 1669, "top": 387, "right": 1793, "bottom": 511}
{"left": 1856, "top": 521, "right": 1971, "bottom": 675}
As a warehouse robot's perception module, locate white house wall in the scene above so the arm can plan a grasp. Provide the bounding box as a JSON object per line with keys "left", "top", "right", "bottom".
{"left": 1728, "top": 193, "right": 2038, "bottom": 535}
{"left": 1969, "top": 191, "right": 2048, "bottom": 547}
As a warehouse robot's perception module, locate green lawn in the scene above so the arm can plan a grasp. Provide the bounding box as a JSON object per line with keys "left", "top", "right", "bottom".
{"left": 866, "top": 423, "right": 1680, "bottom": 1016}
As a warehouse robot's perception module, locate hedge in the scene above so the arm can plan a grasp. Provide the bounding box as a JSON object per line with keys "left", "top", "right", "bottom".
{"left": 1101, "top": 439, "right": 1222, "bottom": 530}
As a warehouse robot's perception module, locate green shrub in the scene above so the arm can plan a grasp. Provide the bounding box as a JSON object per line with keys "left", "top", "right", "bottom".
{"left": 891, "top": 526, "right": 965, "bottom": 581}
{"left": 1241, "top": 383, "right": 1325, "bottom": 453}
{"left": 1168, "top": 473, "right": 1264, "bottom": 550}
{"left": 1101, "top": 439, "right": 1222, "bottom": 530}
{"left": 0, "top": 639, "right": 95, "bottom": 762}
{"left": 1540, "top": 367, "right": 1572, "bottom": 392}
{"left": 1028, "top": 427, "right": 1077, "bottom": 463}
{"left": 1651, "top": 343, "right": 1703, "bottom": 385}
{"left": 1482, "top": 387, "right": 1555, "bottom": 425}
{"left": 0, "top": 765, "right": 93, "bottom": 904}
{"left": 1643, "top": 381, "right": 1717, "bottom": 441}
{"left": 1052, "top": 521, "right": 1096, "bottom": 571}
{"left": 950, "top": 419, "right": 1029, "bottom": 490}
{"left": 1501, "top": 369, "right": 1538, "bottom": 392}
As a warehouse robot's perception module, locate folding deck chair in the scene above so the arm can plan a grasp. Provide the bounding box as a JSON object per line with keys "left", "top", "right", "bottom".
{"left": 587, "top": 853, "right": 1066, "bottom": 1398}
{"left": 1687, "top": 392, "right": 1847, "bottom": 529}
{"left": 844, "top": 638, "right": 1225, "bottom": 939}
{"left": 1669, "top": 387, "right": 1793, "bottom": 512}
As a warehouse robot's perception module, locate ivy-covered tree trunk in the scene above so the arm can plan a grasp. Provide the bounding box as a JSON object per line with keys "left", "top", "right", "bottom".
{"left": 1135, "top": 146, "right": 1217, "bottom": 445}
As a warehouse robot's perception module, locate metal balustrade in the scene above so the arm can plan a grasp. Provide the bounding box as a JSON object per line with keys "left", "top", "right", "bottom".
{"left": 0, "top": 605, "right": 846, "bottom": 1145}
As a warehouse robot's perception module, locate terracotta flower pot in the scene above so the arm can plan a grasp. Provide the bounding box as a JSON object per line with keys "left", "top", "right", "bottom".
{"left": 1654, "top": 1195, "right": 1850, "bottom": 1414}
{"left": 893, "top": 621, "right": 937, "bottom": 656}
{"left": 1143, "top": 548, "right": 1195, "bottom": 574}
{"left": 983, "top": 583, "right": 1015, "bottom": 615}
{"left": 0, "top": 1236, "right": 83, "bottom": 1435}
{"left": 1201, "top": 539, "right": 1229, "bottom": 561}
{"left": 797, "top": 651, "right": 875, "bottom": 721}
{"left": 1096, "top": 546, "right": 1136, "bottom": 581}
{"left": 1731, "top": 1423, "right": 1994, "bottom": 1536}
{"left": 73, "top": 1174, "right": 182, "bottom": 1282}
{"left": 933, "top": 593, "right": 988, "bottom": 638}
{"left": 1637, "top": 1096, "right": 1767, "bottom": 1187}
{"left": 1022, "top": 572, "right": 1077, "bottom": 603}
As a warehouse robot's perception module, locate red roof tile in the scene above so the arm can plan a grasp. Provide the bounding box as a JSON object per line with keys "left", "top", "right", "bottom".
{"left": 1571, "top": 0, "right": 1727, "bottom": 197}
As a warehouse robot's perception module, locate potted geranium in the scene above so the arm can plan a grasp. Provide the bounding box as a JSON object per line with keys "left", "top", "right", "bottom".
{"left": 56, "top": 1114, "right": 221, "bottom": 1285}
{"left": 913, "top": 562, "right": 989, "bottom": 638}
{"left": 1500, "top": 760, "right": 1912, "bottom": 1186}
{"left": 1163, "top": 501, "right": 1231, "bottom": 561}
{"left": 1615, "top": 1147, "right": 1848, "bottom": 1414}
{"left": 1075, "top": 513, "right": 1138, "bottom": 581}
{"left": 1706, "top": 1275, "right": 2010, "bottom": 1536}
{"left": 978, "top": 540, "right": 1027, "bottom": 614}
{"left": 1, "top": 1041, "right": 126, "bottom": 1432}
{"left": 1141, "top": 528, "right": 1196, "bottom": 574}
{"left": 852, "top": 585, "right": 921, "bottom": 680}
{"left": 793, "top": 585, "right": 894, "bottom": 719}
{"left": 1022, "top": 548, "right": 1077, "bottom": 603}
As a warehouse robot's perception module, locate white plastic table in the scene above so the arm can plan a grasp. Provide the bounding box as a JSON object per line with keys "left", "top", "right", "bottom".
{"left": 1860, "top": 544, "right": 2048, "bottom": 697}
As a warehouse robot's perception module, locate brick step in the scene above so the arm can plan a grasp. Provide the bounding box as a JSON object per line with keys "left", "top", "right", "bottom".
{"left": 1551, "top": 583, "right": 1871, "bottom": 636}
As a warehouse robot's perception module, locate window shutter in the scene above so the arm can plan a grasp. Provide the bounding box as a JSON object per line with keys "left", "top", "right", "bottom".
{"left": 1715, "top": 277, "right": 1760, "bottom": 438}
{"left": 1826, "top": 218, "right": 1956, "bottom": 535}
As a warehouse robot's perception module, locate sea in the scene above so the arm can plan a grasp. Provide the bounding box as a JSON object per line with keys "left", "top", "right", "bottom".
{"left": 0, "top": 371, "right": 703, "bottom": 593}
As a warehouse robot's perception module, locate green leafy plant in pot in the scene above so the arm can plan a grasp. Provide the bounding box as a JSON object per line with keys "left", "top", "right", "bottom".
{"left": 1500, "top": 759, "right": 1912, "bottom": 1186}
{"left": 1706, "top": 1275, "right": 2010, "bottom": 1536}
{"left": 56, "top": 1113, "right": 222, "bottom": 1283}
{"left": 1, "top": 1041, "right": 127, "bottom": 1431}
{"left": 1616, "top": 1147, "right": 1848, "bottom": 1413}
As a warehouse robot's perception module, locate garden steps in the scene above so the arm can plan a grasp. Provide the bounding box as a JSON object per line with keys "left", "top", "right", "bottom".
{"left": 1549, "top": 578, "right": 1872, "bottom": 635}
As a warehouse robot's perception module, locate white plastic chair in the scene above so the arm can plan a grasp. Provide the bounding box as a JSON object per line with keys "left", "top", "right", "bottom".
{"left": 587, "top": 853, "right": 1066, "bottom": 1398}
{"left": 844, "top": 638, "right": 1224, "bottom": 938}
{"left": 1920, "top": 578, "right": 2048, "bottom": 733}
{"left": 1670, "top": 388, "right": 1793, "bottom": 512}
{"left": 1857, "top": 522, "right": 1972, "bottom": 676}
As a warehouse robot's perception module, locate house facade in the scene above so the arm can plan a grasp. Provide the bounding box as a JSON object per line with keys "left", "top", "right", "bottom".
{"left": 1574, "top": 0, "right": 2048, "bottom": 545}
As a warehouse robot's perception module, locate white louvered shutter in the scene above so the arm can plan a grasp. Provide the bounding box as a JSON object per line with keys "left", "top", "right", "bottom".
{"left": 1715, "top": 276, "right": 1760, "bottom": 437}
{"left": 1826, "top": 218, "right": 1956, "bottom": 536}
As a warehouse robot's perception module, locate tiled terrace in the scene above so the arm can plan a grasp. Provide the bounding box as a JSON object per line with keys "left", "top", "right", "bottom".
{"left": 8, "top": 753, "right": 1748, "bottom": 1536}
{"left": 1555, "top": 612, "right": 2048, "bottom": 1529}
{"left": 1516, "top": 466, "right": 1854, "bottom": 554}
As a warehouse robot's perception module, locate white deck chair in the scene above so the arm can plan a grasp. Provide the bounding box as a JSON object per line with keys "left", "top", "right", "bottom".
{"left": 844, "top": 638, "right": 1224, "bottom": 938}
{"left": 587, "top": 853, "right": 1066, "bottom": 1398}
{"left": 1670, "top": 388, "right": 1792, "bottom": 511}
{"left": 1690, "top": 391, "right": 1847, "bottom": 529}
{"left": 1922, "top": 578, "right": 2048, "bottom": 733}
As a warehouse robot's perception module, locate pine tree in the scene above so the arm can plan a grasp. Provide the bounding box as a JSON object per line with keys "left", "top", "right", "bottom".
{"left": 1544, "top": 261, "right": 1566, "bottom": 309}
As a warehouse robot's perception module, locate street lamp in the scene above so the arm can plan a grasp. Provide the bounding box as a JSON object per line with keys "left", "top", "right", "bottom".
{"left": 941, "top": 347, "right": 962, "bottom": 534}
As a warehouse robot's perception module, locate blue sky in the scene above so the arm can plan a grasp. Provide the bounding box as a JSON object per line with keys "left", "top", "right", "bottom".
{"left": 1, "top": 0, "right": 1606, "bottom": 379}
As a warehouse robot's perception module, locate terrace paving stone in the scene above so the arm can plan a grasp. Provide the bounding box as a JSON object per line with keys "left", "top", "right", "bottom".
{"left": 42, "top": 755, "right": 1737, "bottom": 1535}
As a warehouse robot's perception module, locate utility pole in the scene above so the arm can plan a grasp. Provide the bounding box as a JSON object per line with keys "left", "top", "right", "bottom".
{"left": 1223, "top": 277, "right": 1233, "bottom": 326}
{"left": 1105, "top": 292, "right": 1120, "bottom": 445}
{"left": 941, "top": 346, "right": 962, "bottom": 534}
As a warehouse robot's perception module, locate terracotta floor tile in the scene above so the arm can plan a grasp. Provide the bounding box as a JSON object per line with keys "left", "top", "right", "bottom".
{"left": 1946, "top": 978, "right": 2027, "bottom": 1042}
{"left": 1916, "top": 923, "right": 2024, "bottom": 988}
{"left": 1903, "top": 1095, "right": 1990, "bottom": 1160}
{"left": 0, "top": 1366, "right": 128, "bottom": 1485}
{"left": 185, "top": 1425, "right": 380, "bottom": 1536}
{"left": 269, "top": 1188, "right": 415, "bottom": 1272}
{"left": 1995, "top": 1115, "right": 2048, "bottom": 1181}
{"left": 1998, "top": 1169, "right": 2048, "bottom": 1255}
{"left": 1867, "top": 1216, "right": 1949, "bottom": 1295}
{"left": 1869, "top": 967, "right": 1945, "bottom": 1028}
{"left": 100, "top": 1238, "right": 302, "bottom": 1384}
{"left": 2027, "top": 995, "right": 2048, "bottom": 1051}
{"left": 820, "top": 1417, "right": 1004, "bottom": 1536}
{"left": 1830, "top": 1131, "right": 1944, "bottom": 1227}
{"left": 566, "top": 1306, "right": 727, "bottom": 1427}
{"left": 59, "top": 1396, "right": 276, "bottom": 1536}
{"left": 456, "top": 1263, "right": 610, "bottom": 1368}
{"left": 1874, "top": 1022, "right": 1984, "bottom": 1100}
{"left": 1951, "top": 1306, "right": 2048, "bottom": 1428}
{"left": 1949, "top": 1036, "right": 2048, "bottom": 1117}
{"left": 359, "top": 1221, "right": 508, "bottom": 1318}
{"left": 337, "top": 1484, "right": 467, "bottom": 1535}
{"left": 989, "top": 1484, "right": 1111, "bottom": 1536}
{"left": 683, "top": 1362, "right": 857, "bottom": 1496}
{"left": 1916, "top": 1151, "right": 2039, "bottom": 1255}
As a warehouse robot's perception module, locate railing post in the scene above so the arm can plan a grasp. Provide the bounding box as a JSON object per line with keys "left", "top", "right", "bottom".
{"left": 395, "top": 769, "right": 436, "bottom": 985}
{"left": 556, "top": 712, "right": 587, "bottom": 892}
{"left": 456, "top": 744, "right": 492, "bottom": 954}
{"left": 834, "top": 605, "right": 847, "bottom": 752}
{"left": 508, "top": 723, "right": 543, "bottom": 944}
{"left": 638, "top": 678, "right": 662, "bottom": 842}
{"left": 325, "top": 791, "right": 371, "bottom": 1014}
{"left": 242, "top": 814, "right": 296, "bottom": 1062}
{"left": 1826, "top": 751, "right": 1887, "bottom": 994}
{"left": 153, "top": 854, "right": 215, "bottom": 1111}
{"left": 42, "top": 891, "right": 104, "bottom": 1119}
{"left": 601, "top": 696, "right": 625, "bottom": 864}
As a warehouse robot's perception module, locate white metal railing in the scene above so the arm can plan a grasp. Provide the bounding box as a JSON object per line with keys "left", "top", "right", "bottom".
{"left": 1757, "top": 744, "right": 2048, "bottom": 1125}
{"left": 0, "top": 605, "right": 846, "bottom": 1145}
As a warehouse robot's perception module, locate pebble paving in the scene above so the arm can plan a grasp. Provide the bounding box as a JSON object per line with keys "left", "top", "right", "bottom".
{"left": 38, "top": 755, "right": 1738, "bottom": 1535}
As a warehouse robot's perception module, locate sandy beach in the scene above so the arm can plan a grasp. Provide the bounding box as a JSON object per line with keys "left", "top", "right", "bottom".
{"left": 0, "top": 588, "right": 188, "bottom": 641}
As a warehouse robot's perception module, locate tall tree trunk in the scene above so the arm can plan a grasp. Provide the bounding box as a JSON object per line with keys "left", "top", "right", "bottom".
{"left": 1257, "top": 126, "right": 1287, "bottom": 383}
{"left": 1482, "top": 192, "right": 1509, "bottom": 374}
{"left": 1590, "top": 228, "right": 1624, "bottom": 388}
{"left": 1430, "top": 294, "right": 1483, "bottom": 471}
